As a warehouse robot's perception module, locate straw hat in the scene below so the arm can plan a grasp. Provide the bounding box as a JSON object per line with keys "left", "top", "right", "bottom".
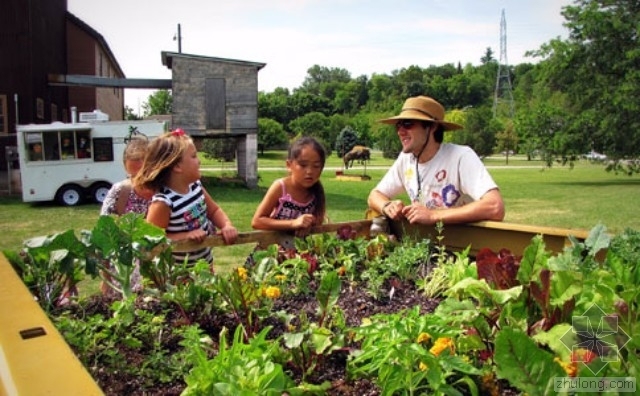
{"left": 378, "top": 96, "right": 463, "bottom": 130}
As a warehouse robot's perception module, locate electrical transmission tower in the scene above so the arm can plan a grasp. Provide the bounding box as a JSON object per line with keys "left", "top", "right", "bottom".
{"left": 493, "top": 9, "right": 515, "bottom": 119}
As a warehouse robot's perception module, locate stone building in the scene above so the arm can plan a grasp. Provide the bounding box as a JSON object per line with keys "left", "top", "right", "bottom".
{"left": 162, "top": 52, "right": 265, "bottom": 188}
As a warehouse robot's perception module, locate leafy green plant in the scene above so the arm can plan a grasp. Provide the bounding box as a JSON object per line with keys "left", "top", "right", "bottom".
{"left": 55, "top": 296, "right": 194, "bottom": 387}
{"left": 83, "top": 214, "right": 167, "bottom": 299}
{"left": 212, "top": 250, "right": 285, "bottom": 340}
{"left": 279, "top": 271, "right": 346, "bottom": 380}
{"left": 348, "top": 305, "right": 480, "bottom": 395}
{"left": 181, "top": 325, "right": 327, "bottom": 396}
{"left": 4, "top": 229, "right": 86, "bottom": 312}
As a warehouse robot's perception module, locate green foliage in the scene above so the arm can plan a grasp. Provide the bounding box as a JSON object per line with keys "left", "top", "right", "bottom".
{"left": 201, "top": 137, "right": 238, "bottom": 162}
{"left": 4, "top": 229, "right": 86, "bottom": 312}
{"left": 279, "top": 271, "right": 346, "bottom": 380}
{"left": 142, "top": 89, "right": 172, "bottom": 116}
{"left": 334, "top": 126, "right": 359, "bottom": 157}
{"left": 348, "top": 306, "right": 480, "bottom": 396}
{"left": 494, "top": 328, "right": 564, "bottom": 395}
{"left": 55, "top": 297, "right": 194, "bottom": 387}
{"left": 181, "top": 325, "right": 325, "bottom": 396}
{"left": 84, "top": 214, "right": 167, "bottom": 299}
{"left": 257, "top": 117, "right": 289, "bottom": 153}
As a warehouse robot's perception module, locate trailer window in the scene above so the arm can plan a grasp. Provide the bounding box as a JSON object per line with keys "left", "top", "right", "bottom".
{"left": 25, "top": 130, "right": 94, "bottom": 162}
{"left": 25, "top": 133, "right": 44, "bottom": 161}
{"left": 93, "top": 138, "right": 114, "bottom": 162}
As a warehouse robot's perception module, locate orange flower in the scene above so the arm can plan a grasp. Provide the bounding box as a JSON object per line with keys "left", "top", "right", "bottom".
{"left": 337, "top": 266, "right": 346, "bottom": 276}
{"left": 554, "top": 357, "right": 578, "bottom": 377}
{"left": 571, "top": 348, "right": 597, "bottom": 364}
{"left": 430, "top": 337, "right": 455, "bottom": 357}
{"left": 419, "top": 362, "right": 428, "bottom": 371}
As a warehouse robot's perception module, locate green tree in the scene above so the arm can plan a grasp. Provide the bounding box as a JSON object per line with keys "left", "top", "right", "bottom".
{"left": 142, "top": 89, "right": 172, "bottom": 116}
{"left": 124, "top": 105, "right": 141, "bottom": 121}
{"left": 257, "top": 118, "right": 288, "bottom": 154}
{"left": 530, "top": 0, "right": 640, "bottom": 170}
{"left": 334, "top": 127, "right": 359, "bottom": 158}
{"left": 288, "top": 112, "right": 333, "bottom": 155}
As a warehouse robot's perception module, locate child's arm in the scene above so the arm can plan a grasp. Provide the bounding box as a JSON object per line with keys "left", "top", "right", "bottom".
{"left": 146, "top": 200, "right": 196, "bottom": 241}
{"left": 251, "top": 181, "right": 315, "bottom": 231}
{"left": 204, "top": 189, "right": 238, "bottom": 244}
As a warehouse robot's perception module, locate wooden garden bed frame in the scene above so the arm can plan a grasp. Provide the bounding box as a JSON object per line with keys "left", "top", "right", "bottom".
{"left": 0, "top": 219, "right": 594, "bottom": 394}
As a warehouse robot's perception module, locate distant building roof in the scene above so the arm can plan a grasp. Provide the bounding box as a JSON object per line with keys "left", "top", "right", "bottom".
{"left": 66, "top": 11, "right": 125, "bottom": 78}
{"left": 161, "top": 51, "right": 266, "bottom": 71}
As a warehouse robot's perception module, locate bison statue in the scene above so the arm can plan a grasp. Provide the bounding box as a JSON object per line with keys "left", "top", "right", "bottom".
{"left": 343, "top": 145, "right": 371, "bottom": 169}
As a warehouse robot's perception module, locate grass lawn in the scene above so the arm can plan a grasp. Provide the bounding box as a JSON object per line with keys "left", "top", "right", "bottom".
{"left": 1, "top": 151, "right": 639, "bottom": 280}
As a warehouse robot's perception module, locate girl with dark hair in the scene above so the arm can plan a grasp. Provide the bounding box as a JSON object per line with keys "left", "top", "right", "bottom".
{"left": 251, "top": 136, "right": 327, "bottom": 237}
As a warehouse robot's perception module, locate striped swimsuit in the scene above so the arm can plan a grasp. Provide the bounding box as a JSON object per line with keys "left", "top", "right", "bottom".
{"left": 152, "top": 180, "right": 213, "bottom": 265}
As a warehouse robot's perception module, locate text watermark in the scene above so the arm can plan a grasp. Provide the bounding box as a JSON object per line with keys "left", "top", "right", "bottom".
{"left": 554, "top": 377, "right": 636, "bottom": 393}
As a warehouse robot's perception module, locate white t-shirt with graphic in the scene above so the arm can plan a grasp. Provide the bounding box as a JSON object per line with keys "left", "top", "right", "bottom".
{"left": 374, "top": 143, "right": 498, "bottom": 208}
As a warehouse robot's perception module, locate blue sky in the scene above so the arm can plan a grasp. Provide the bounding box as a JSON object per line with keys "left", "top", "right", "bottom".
{"left": 68, "top": 0, "right": 572, "bottom": 115}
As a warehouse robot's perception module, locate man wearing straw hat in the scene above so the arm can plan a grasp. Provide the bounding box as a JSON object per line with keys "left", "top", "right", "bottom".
{"left": 368, "top": 95, "right": 505, "bottom": 225}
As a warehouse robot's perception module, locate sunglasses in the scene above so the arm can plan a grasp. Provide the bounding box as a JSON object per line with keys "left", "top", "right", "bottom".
{"left": 395, "top": 120, "right": 418, "bottom": 130}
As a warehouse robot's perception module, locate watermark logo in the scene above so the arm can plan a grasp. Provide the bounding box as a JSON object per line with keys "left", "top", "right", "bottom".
{"left": 560, "top": 303, "right": 631, "bottom": 375}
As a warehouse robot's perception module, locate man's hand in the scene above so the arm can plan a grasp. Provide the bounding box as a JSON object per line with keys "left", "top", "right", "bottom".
{"left": 402, "top": 203, "right": 438, "bottom": 225}
{"left": 382, "top": 200, "right": 405, "bottom": 220}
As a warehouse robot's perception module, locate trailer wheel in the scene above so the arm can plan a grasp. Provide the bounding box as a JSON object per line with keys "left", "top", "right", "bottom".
{"left": 91, "top": 182, "right": 112, "bottom": 204}
{"left": 56, "top": 185, "right": 85, "bottom": 206}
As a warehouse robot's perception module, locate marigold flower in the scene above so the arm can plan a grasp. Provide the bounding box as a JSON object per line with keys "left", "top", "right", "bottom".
{"left": 430, "top": 337, "right": 455, "bottom": 357}
{"left": 419, "top": 362, "right": 428, "bottom": 371}
{"left": 554, "top": 357, "right": 578, "bottom": 377}
{"left": 275, "top": 275, "right": 287, "bottom": 282}
{"left": 264, "top": 286, "right": 281, "bottom": 299}
{"left": 237, "top": 267, "right": 248, "bottom": 281}
{"left": 337, "top": 266, "right": 346, "bottom": 276}
{"left": 416, "top": 332, "right": 431, "bottom": 344}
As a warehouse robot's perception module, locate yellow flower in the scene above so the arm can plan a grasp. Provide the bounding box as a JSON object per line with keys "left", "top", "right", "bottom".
{"left": 429, "top": 337, "right": 455, "bottom": 357}
{"left": 554, "top": 357, "right": 578, "bottom": 377}
{"left": 416, "top": 332, "right": 432, "bottom": 344}
{"left": 264, "top": 286, "right": 281, "bottom": 299}
{"left": 237, "top": 267, "right": 248, "bottom": 281}
{"left": 419, "top": 362, "right": 428, "bottom": 371}
{"left": 275, "top": 275, "right": 287, "bottom": 282}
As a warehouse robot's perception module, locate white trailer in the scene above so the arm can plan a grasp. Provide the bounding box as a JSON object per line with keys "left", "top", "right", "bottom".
{"left": 16, "top": 119, "right": 166, "bottom": 206}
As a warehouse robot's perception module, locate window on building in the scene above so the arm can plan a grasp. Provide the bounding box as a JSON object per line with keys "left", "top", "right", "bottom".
{"left": 0, "top": 95, "right": 7, "bottom": 134}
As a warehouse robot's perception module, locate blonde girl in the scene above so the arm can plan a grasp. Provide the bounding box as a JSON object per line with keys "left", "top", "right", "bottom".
{"left": 134, "top": 129, "right": 238, "bottom": 265}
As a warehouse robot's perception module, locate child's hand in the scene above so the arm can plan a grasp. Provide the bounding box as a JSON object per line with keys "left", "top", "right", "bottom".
{"left": 293, "top": 214, "right": 315, "bottom": 229}
{"left": 187, "top": 229, "right": 208, "bottom": 243}
{"left": 219, "top": 224, "right": 238, "bottom": 245}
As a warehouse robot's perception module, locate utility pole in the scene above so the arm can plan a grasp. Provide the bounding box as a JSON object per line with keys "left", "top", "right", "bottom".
{"left": 493, "top": 9, "right": 514, "bottom": 119}
{"left": 173, "top": 24, "right": 182, "bottom": 53}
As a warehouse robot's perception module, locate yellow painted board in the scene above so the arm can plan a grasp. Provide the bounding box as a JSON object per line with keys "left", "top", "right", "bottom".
{"left": 0, "top": 254, "right": 103, "bottom": 396}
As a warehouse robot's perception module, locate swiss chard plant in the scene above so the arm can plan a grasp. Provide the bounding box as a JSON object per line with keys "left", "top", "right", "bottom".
{"left": 4, "top": 229, "right": 86, "bottom": 312}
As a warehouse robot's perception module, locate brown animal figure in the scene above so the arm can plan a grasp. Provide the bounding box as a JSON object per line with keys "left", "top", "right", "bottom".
{"left": 343, "top": 145, "right": 370, "bottom": 169}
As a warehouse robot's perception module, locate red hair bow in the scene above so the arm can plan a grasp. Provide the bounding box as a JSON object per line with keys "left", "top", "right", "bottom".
{"left": 171, "top": 128, "right": 186, "bottom": 137}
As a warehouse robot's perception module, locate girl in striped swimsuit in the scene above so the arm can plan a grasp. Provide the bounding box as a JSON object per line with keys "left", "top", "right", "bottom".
{"left": 134, "top": 129, "right": 238, "bottom": 267}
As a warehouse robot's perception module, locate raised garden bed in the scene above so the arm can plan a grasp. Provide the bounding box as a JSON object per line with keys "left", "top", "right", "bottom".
{"left": 2, "top": 217, "right": 638, "bottom": 395}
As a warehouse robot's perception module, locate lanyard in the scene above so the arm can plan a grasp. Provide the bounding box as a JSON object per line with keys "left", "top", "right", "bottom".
{"left": 414, "top": 128, "right": 430, "bottom": 204}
